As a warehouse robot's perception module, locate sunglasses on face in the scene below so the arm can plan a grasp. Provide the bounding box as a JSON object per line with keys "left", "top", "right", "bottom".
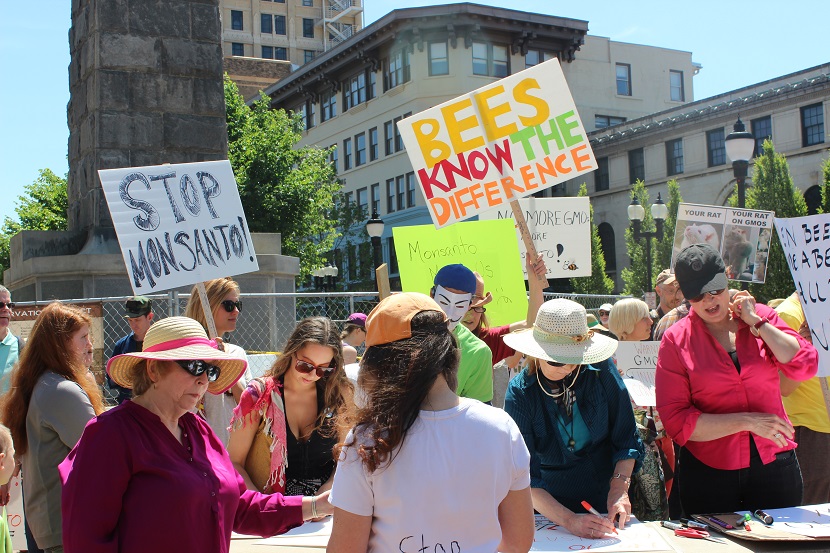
{"left": 470, "top": 306, "right": 486, "bottom": 313}
{"left": 0, "top": 302, "right": 14, "bottom": 310}
{"left": 689, "top": 288, "right": 726, "bottom": 303}
{"left": 545, "top": 360, "right": 567, "bottom": 368}
{"left": 220, "top": 300, "right": 242, "bottom": 313}
{"left": 598, "top": 311, "right": 609, "bottom": 316}
{"left": 175, "top": 360, "right": 221, "bottom": 382}
{"left": 295, "top": 358, "right": 335, "bottom": 378}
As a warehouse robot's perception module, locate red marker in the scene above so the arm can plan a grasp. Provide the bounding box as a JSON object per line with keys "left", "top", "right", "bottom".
{"left": 581, "top": 500, "right": 619, "bottom": 534}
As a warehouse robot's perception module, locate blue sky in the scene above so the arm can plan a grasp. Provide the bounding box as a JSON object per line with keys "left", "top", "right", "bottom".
{"left": 1, "top": 0, "right": 827, "bottom": 224}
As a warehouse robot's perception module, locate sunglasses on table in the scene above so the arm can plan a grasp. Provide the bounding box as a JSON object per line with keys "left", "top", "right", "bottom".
{"left": 470, "top": 306, "right": 486, "bottom": 313}
{"left": 175, "top": 360, "right": 221, "bottom": 382}
{"left": 0, "top": 302, "right": 14, "bottom": 310}
{"left": 220, "top": 300, "right": 242, "bottom": 313}
{"left": 689, "top": 288, "right": 726, "bottom": 303}
{"left": 295, "top": 359, "right": 336, "bottom": 378}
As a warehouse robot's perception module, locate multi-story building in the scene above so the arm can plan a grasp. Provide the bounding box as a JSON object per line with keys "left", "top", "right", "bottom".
{"left": 262, "top": 4, "right": 699, "bottom": 288}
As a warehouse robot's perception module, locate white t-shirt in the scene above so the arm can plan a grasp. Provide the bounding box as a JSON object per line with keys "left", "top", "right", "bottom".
{"left": 331, "top": 398, "right": 530, "bottom": 553}
{"left": 203, "top": 342, "right": 252, "bottom": 446}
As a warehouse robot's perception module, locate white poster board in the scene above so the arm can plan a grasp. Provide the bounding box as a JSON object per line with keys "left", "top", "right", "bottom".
{"left": 614, "top": 341, "right": 660, "bottom": 407}
{"left": 531, "top": 515, "right": 671, "bottom": 552}
{"left": 396, "top": 58, "right": 596, "bottom": 228}
{"left": 478, "top": 197, "right": 591, "bottom": 279}
{"left": 6, "top": 474, "right": 26, "bottom": 551}
{"left": 672, "top": 202, "right": 774, "bottom": 283}
{"left": 739, "top": 503, "right": 830, "bottom": 538}
{"left": 99, "top": 160, "right": 259, "bottom": 294}
{"left": 775, "top": 214, "right": 830, "bottom": 376}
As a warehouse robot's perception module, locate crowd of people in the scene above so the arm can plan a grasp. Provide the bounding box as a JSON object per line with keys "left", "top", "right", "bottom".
{"left": 0, "top": 241, "right": 823, "bottom": 552}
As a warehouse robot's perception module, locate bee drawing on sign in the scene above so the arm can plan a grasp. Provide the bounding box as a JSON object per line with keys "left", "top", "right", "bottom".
{"left": 563, "top": 260, "right": 579, "bottom": 271}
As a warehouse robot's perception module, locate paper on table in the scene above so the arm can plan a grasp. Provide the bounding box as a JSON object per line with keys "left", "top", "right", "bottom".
{"left": 255, "top": 518, "right": 333, "bottom": 547}
{"left": 740, "top": 504, "right": 830, "bottom": 538}
{"left": 531, "top": 515, "right": 674, "bottom": 552}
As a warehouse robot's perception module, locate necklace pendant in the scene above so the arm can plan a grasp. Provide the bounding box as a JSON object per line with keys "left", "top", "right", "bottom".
{"left": 568, "top": 438, "right": 576, "bottom": 450}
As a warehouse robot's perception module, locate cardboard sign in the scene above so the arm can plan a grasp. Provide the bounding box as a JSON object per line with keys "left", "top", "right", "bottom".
{"left": 392, "top": 219, "right": 527, "bottom": 326}
{"left": 775, "top": 214, "right": 830, "bottom": 377}
{"left": 672, "top": 202, "right": 774, "bottom": 283}
{"left": 397, "top": 58, "right": 596, "bottom": 228}
{"left": 99, "top": 161, "right": 259, "bottom": 294}
{"left": 478, "top": 197, "right": 591, "bottom": 279}
{"left": 614, "top": 341, "right": 660, "bottom": 407}
{"left": 6, "top": 474, "right": 25, "bottom": 551}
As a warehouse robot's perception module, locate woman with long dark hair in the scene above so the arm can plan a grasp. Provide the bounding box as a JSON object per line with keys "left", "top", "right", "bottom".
{"left": 2, "top": 302, "right": 105, "bottom": 552}
{"left": 327, "top": 293, "right": 533, "bottom": 553}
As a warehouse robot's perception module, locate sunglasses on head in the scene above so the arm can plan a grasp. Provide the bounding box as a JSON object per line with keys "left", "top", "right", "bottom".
{"left": 295, "top": 358, "right": 335, "bottom": 378}
{"left": 220, "top": 300, "right": 242, "bottom": 313}
{"left": 175, "top": 360, "right": 221, "bottom": 382}
{"left": 0, "top": 302, "right": 14, "bottom": 310}
{"left": 470, "top": 306, "right": 486, "bottom": 313}
{"left": 689, "top": 288, "right": 726, "bottom": 303}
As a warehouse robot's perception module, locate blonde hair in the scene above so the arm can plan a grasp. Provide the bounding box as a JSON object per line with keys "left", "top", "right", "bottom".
{"left": 607, "top": 298, "right": 650, "bottom": 340}
{"left": 0, "top": 424, "right": 12, "bottom": 457}
{"left": 185, "top": 277, "right": 241, "bottom": 336}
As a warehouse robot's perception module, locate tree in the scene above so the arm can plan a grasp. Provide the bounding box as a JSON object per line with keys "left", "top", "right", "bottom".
{"left": 620, "top": 181, "right": 659, "bottom": 297}
{"left": 225, "top": 75, "right": 342, "bottom": 279}
{"left": 819, "top": 154, "right": 830, "bottom": 214}
{"left": 655, "top": 179, "right": 683, "bottom": 271}
{"left": 738, "top": 140, "right": 807, "bottom": 303}
{"left": 569, "top": 183, "right": 614, "bottom": 294}
{"left": 0, "top": 169, "right": 68, "bottom": 282}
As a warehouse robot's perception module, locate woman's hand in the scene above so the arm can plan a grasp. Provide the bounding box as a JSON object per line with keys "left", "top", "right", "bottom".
{"left": 564, "top": 512, "right": 616, "bottom": 539}
{"left": 606, "top": 485, "right": 632, "bottom": 530}
{"left": 749, "top": 413, "right": 794, "bottom": 447}
{"left": 311, "top": 489, "right": 332, "bottom": 521}
{"left": 730, "top": 291, "right": 760, "bottom": 325}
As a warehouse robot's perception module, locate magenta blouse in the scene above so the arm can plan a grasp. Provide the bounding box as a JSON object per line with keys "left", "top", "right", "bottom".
{"left": 59, "top": 400, "right": 304, "bottom": 553}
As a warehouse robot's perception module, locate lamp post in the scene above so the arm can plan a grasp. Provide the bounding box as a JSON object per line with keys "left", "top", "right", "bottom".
{"left": 628, "top": 192, "right": 668, "bottom": 295}
{"left": 365, "top": 209, "right": 385, "bottom": 271}
{"left": 725, "top": 117, "right": 755, "bottom": 209}
{"left": 312, "top": 263, "right": 339, "bottom": 292}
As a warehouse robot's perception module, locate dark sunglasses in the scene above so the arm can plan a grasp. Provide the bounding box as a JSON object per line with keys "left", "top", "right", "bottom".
{"left": 0, "top": 302, "right": 15, "bottom": 310}
{"left": 175, "top": 360, "right": 221, "bottom": 382}
{"left": 295, "top": 358, "right": 335, "bottom": 378}
{"left": 470, "top": 306, "right": 486, "bottom": 313}
{"left": 545, "top": 360, "right": 567, "bottom": 368}
{"left": 689, "top": 288, "right": 726, "bottom": 303}
{"left": 220, "top": 300, "right": 242, "bottom": 313}
{"left": 598, "top": 311, "right": 609, "bottom": 316}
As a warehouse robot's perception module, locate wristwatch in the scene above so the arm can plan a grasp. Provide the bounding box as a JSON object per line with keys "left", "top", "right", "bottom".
{"left": 610, "top": 473, "right": 631, "bottom": 485}
{"left": 750, "top": 317, "right": 769, "bottom": 337}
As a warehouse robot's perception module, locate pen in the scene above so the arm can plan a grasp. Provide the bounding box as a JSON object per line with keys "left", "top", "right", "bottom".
{"left": 581, "top": 500, "right": 619, "bottom": 534}
{"left": 753, "top": 509, "right": 774, "bottom": 525}
{"left": 680, "top": 518, "right": 709, "bottom": 530}
{"left": 708, "top": 516, "right": 735, "bottom": 530}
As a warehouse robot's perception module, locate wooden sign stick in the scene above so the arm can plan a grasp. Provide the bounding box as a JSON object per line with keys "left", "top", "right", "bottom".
{"left": 376, "top": 263, "right": 391, "bottom": 300}
{"left": 821, "top": 377, "right": 830, "bottom": 421}
{"left": 196, "top": 281, "right": 219, "bottom": 339}
{"left": 509, "top": 199, "right": 550, "bottom": 288}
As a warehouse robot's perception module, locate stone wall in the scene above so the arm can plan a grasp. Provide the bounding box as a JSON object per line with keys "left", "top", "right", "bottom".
{"left": 67, "top": 0, "right": 228, "bottom": 232}
{"left": 224, "top": 56, "right": 291, "bottom": 101}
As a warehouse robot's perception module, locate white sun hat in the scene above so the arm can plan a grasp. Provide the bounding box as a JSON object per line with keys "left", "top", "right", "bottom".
{"left": 106, "top": 316, "right": 248, "bottom": 395}
{"left": 503, "top": 298, "right": 618, "bottom": 365}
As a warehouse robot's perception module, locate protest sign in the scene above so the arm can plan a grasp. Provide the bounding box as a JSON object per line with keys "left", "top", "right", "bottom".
{"left": 99, "top": 160, "right": 259, "bottom": 294}
{"left": 397, "top": 58, "right": 596, "bottom": 229}
{"left": 672, "top": 202, "right": 773, "bottom": 283}
{"left": 614, "top": 341, "right": 659, "bottom": 407}
{"left": 6, "top": 475, "right": 25, "bottom": 551}
{"left": 775, "top": 214, "right": 830, "bottom": 377}
{"left": 392, "top": 219, "right": 526, "bottom": 326}
{"left": 479, "top": 197, "right": 591, "bottom": 279}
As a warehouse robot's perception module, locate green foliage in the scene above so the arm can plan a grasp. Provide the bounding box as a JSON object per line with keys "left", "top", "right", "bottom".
{"left": 740, "top": 140, "right": 807, "bottom": 302}
{"left": 569, "top": 183, "right": 614, "bottom": 294}
{"left": 655, "top": 180, "right": 682, "bottom": 271}
{"left": 819, "top": 155, "right": 830, "bottom": 214}
{"left": 0, "top": 169, "right": 68, "bottom": 282}
{"left": 620, "top": 181, "right": 659, "bottom": 297}
{"left": 224, "top": 75, "right": 342, "bottom": 279}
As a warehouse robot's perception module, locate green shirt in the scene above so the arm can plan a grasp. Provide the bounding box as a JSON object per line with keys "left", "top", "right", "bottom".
{"left": 0, "top": 332, "right": 19, "bottom": 395}
{"left": 453, "top": 324, "right": 493, "bottom": 402}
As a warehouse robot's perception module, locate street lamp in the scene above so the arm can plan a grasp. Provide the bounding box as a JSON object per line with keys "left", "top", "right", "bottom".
{"left": 365, "top": 209, "right": 385, "bottom": 271}
{"left": 725, "top": 117, "right": 755, "bottom": 208}
{"left": 313, "top": 262, "right": 339, "bottom": 292}
{"left": 628, "top": 192, "right": 668, "bottom": 294}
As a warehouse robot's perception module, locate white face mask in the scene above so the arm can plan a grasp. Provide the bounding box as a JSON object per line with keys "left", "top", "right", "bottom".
{"left": 433, "top": 285, "right": 472, "bottom": 330}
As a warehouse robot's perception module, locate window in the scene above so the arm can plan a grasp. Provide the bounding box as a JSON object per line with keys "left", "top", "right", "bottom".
{"left": 384, "top": 121, "right": 394, "bottom": 155}
{"left": 670, "top": 70, "right": 684, "bottom": 102}
{"left": 628, "top": 148, "right": 644, "bottom": 183}
{"left": 616, "top": 63, "right": 631, "bottom": 96}
{"left": 386, "top": 179, "right": 396, "bottom": 213}
{"left": 595, "top": 115, "right": 626, "bottom": 129}
{"left": 371, "top": 183, "right": 380, "bottom": 215}
{"left": 394, "top": 116, "right": 404, "bottom": 152}
{"left": 343, "top": 138, "right": 352, "bottom": 170}
{"left": 295, "top": 101, "right": 314, "bottom": 130}
{"left": 706, "top": 128, "right": 725, "bottom": 167}
{"left": 385, "top": 49, "right": 411, "bottom": 91}
{"left": 396, "top": 175, "right": 405, "bottom": 211}
{"left": 357, "top": 187, "right": 368, "bottom": 217}
{"left": 429, "top": 42, "right": 448, "bottom": 76}
{"left": 598, "top": 223, "right": 616, "bottom": 272}
{"left": 406, "top": 172, "right": 416, "bottom": 207}
{"left": 275, "top": 47, "right": 287, "bottom": 60}
{"left": 472, "top": 42, "right": 509, "bottom": 77}
{"left": 525, "top": 49, "right": 555, "bottom": 67}
{"left": 355, "top": 133, "right": 366, "bottom": 166}
{"left": 261, "top": 46, "right": 273, "bottom": 59}
{"left": 751, "top": 116, "right": 772, "bottom": 157}
{"left": 801, "top": 103, "right": 825, "bottom": 147}
{"left": 344, "top": 72, "right": 366, "bottom": 110}
{"left": 231, "top": 43, "right": 244, "bottom": 56}
{"left": 321, "top": 89, "right": 336, "bottom": 122}
{"left": 303, "top": 0, "right": 313, "bottom": 5}
{"left": 387, "top": 237, "right": 398, "bottom": 274}
{"left": 231, "top": 10, "right": 243, "bottom": 30}
{"left": 369, "top": 127, "right": 378, "bottom": 161}
{"left": 595, "top": 157, "right": 609, "bottom": 192}
{"left": 666, "top": 139, "right": 684, "bottom": 176}
{"left": 303, "top": 18, "right": 314, "bottom": 38}
{"left": 274, "top": 15, "right": 286, "bottom": 35}
{"left": 261, "top": 14, "right": 272, "bottom": 34}
{"left": 328, "top": 144, "right": 338, "bottom": 174}
{"left": 304, "top": 50, "right": 315, "bottom": 63}
{"left": 274, "top": 0, "right": 285, "bottom": 3}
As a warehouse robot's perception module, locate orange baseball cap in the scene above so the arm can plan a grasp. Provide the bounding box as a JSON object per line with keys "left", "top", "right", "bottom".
{"left": 365, "top": 293, "right": 447, "bottom": 347}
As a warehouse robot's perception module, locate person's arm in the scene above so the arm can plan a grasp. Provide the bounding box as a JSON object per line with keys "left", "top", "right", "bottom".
{"left": 46, "top": 379, "right": 97, "bottom": 449}
{"left": 508, "top": 254, "right": 547, "bottom": 332}
{"left": 732, "top": 293, "right": 810, "bottom": 368}
{"left": 327, "top": 507, "right": 371, "bottom": 553}
{"left": 497, "top": 487, "right": 534, "bottom": 553}
{"left": 606, "top": 459, "right": 635, "bottom": 530}
{"left": 779, "top": 373, "right": 801, "bottom": 397}
{"left": 227, "top": 407, "right": 262, "bottom": 491}
{"left": 531, "top": 487, "right": 616, "bottom": 538}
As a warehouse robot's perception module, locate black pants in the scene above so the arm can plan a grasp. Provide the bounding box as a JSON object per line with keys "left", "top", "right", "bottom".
{"left": 678, "top": 438, "right": 802, "bottom": 516}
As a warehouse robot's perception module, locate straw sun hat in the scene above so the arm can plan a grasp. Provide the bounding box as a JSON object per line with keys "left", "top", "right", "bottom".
{"left": 106, "top": 316, "right": 248, "bottom": 395}
{"left": 503, "top": 298, "right": 618, "bottom": 365}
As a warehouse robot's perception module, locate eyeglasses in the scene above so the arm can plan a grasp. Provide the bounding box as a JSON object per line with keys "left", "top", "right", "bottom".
{"left": 598, "top": 311, "right": 609, "bottom": 316}
{"left": 470, "top": 306, "right": 486, "bottom": 313}
{"left": 0, "top": 302, "right": 14, "bottom": 310}
{"left": 175, "top": 360, "right": 221, "bottom": 382}
{"left": 295, "top": 358, "right": 335, "bottom": 378}
{"left": 689, "top": 288, "right": 726, "bottom": 303}
{"left": 545, "top": 360, "right": 567, "bottom": 368}
{"left": 220, "top": 300, "right": 242, "bottom": 313}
